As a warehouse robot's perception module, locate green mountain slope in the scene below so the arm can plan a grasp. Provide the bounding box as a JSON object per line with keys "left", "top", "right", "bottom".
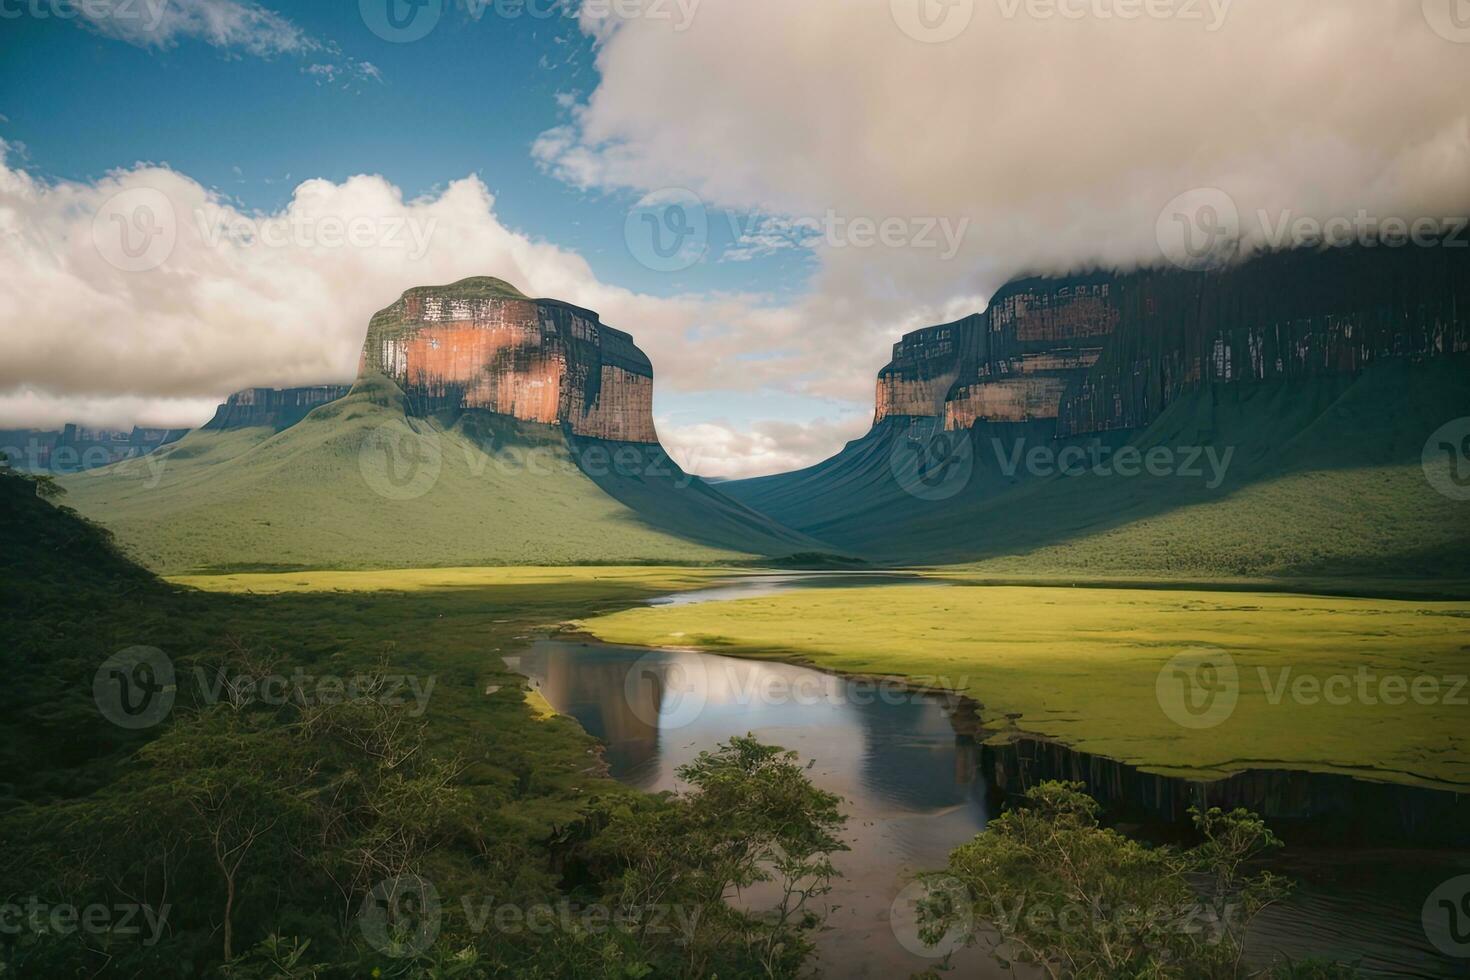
{"left": 726, "top": 357, "right": 1470, "bottom": 587}
{"left": 60, "top": 376, "right": 817, "bottom": 573}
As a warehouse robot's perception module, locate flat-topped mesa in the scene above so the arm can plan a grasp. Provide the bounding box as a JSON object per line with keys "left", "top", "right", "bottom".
{"left": 360, "top": 276, "right": 658, "bottom": 443}
{"left": 873, "top": 315, "right": 978, "bottom": 424}
{"left": 203, "top": 385, "right": 353, "bottom": 431}
{"left": 942, "top": 275, "right": 1119, "bottom": 430}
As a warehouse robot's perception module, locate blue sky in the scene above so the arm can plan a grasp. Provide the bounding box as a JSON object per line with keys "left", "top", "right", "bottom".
{"left": 0, "top": 1, "right": 809, "bottom": 299}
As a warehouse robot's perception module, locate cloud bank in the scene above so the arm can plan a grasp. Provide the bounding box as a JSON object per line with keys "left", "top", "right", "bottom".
{"left": 542, "top": 0, "right": 1470, "bottom": 296}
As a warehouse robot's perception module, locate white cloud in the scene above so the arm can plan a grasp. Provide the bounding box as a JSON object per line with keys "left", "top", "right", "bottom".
{"left": 658, "top": 414, "right": 873, "bottom": 481}
{"left": 0, "top": 146, "right": 880, "bottom": 472}
{"left": 543, "top": 0, "right": 1470, "bottom": 295}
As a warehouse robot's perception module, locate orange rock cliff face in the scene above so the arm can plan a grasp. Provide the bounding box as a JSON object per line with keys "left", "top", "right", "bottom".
{"left": 360, "top": 277, "right": 659, "bottom": 443}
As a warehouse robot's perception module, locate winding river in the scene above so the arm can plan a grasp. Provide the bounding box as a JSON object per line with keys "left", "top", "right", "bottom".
{"left": 508, "top": 574, "right": 1465, "bottom": 978}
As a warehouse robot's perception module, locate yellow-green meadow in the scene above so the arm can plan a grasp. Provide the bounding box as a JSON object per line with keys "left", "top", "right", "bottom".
{"left": 577, "top": 583, "right": 1470, "bottom": 791}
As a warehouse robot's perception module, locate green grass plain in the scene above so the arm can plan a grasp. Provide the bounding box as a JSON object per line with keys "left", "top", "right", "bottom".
{"left": 576, "top": 582, "right": 1470, "bottom": 792}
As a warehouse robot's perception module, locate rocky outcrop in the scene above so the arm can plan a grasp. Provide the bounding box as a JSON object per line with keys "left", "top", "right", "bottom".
{"left": 360, "top": 277, "right": 658, "bottom": 443}
{"left": 944, "top": 275, "right": 1119, "bottom": 429}
{"left": 203, "top": 386, "right": 352, "bottom": 432}
{"left": 873, "top": 243, "right": 1469, "bottom": 441}
{"left": 873, "top": 315, "right": 977, "bottom": 422}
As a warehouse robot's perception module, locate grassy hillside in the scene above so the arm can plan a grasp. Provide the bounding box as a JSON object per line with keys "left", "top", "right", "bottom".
{"left": 60, "top": 376, "right": 813, "bottom": 573}
{"left": 726, "top": 357, "right": 1470, "bottom": 589}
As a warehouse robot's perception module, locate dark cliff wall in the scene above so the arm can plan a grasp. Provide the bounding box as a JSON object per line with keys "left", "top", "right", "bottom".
{"left": 874, "top": 243, "right": 1469, "bottom": 442}
{"left": 1056, "top": 244, "right": 1470, "bottom": 436}
{"left": 202, "top": 386, "right": 353, "bottom": 432}
{"left": 360, "top": 277, "right": 658, "bottom": 443}
{"left": 873, "top": 315, "right": 977, "bottom": 422}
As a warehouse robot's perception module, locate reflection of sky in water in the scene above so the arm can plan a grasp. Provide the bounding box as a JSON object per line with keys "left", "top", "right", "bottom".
{"left": 510, "top": 639, "right": 995, "bottom": 979}
{"left": 645, "top": 572, "right": 948, "bottom": 607}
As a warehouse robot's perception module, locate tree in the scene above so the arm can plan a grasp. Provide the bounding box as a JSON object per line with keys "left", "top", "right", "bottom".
{"left": 913, "top": 781, "right": 1316, "bottom": 979}
{"left": 587, "top": 735, "right": 848, "bottom": 978}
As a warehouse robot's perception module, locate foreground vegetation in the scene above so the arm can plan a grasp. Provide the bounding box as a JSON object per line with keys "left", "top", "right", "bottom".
{"left": 0, "top": 468, "right": 840, "bottom": 976}
{"left": 577, "top": 583, "right": 1470, "bottom": 790}
{"left": 914, "top": 781, "right": 1358, "bottom": 979}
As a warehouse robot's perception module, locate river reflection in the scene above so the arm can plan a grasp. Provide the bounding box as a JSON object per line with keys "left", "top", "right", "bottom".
{"left": 508, "top": 639, "right": 993, "bottom": 978}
